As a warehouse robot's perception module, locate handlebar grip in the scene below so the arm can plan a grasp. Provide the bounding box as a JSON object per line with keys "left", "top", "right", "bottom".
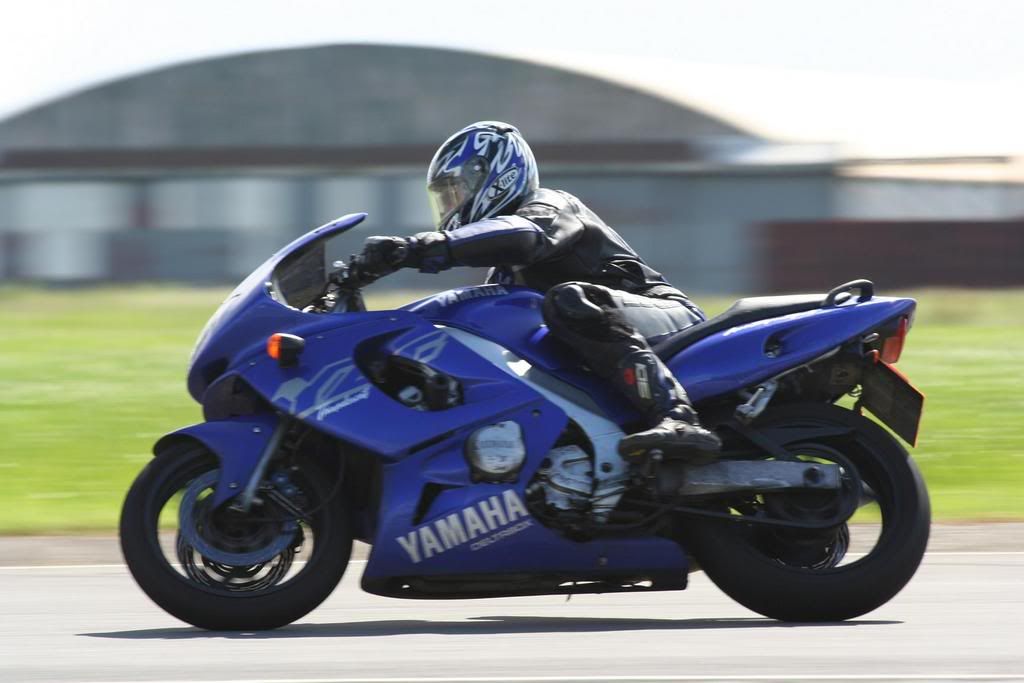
{"left": 348, "top": 255, "right": 390, "bottom": 288}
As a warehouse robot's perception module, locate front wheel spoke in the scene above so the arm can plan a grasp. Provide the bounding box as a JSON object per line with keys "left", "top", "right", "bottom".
{"left": 203, "top": 558, "right": 263, "bottom": 580}
{"left": 155, "top": 459, "right": 324, "bottom": 596}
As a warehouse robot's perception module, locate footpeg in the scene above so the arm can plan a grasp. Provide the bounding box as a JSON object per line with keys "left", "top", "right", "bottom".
{"left": 735, "top": 380, "right": 778, "bottom": 423}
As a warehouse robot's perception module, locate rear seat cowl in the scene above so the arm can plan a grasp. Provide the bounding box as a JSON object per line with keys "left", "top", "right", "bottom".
{"left": 653, "top": 293, "right": 836, "bottom": 359}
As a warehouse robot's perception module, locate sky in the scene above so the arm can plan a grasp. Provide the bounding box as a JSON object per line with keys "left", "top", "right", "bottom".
{"left": 2, "top": 0, "right": 1023, "bottom": 155}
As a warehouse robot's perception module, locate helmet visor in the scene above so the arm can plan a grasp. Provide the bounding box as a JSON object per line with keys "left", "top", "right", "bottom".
{"left": 427, "top": 175, "right": 473, "bottom": 230}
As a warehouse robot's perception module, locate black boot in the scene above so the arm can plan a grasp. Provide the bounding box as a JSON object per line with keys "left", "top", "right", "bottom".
{"left": 612, "top": 348, "right": 722, "bottom": 464}
{"left": 618, "top": 406, "right": 722, "bottom": 464}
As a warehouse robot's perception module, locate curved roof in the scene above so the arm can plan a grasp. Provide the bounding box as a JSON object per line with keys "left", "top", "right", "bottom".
{"left": 0, "top": 44, "right": 755, "bottom": 154}
{"left": 532, "top": 52, "right": 1024, "bottom": 158}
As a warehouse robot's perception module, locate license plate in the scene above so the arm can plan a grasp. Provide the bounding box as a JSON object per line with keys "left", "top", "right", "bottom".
{"left": 859, "top": 360, "right": 925, "bottom": 446}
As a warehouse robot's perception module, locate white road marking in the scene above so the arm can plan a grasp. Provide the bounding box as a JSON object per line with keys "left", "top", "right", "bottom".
{"left": 0, "top": 559, "right": 369, "bottom": 571}
{"left": 2, "top": 551, "right": 1023, "bottom": 572}
{"left": 844, "top": 551, "right": 1024, "bottom": 558}
{"left": 0, "top": 563, "right": 127, "bottom": 570}
{"left": 75, "top": 674, "right": 1024, "bottom": 683}
{"left": 919, "top": 551, "right": 1024, "bottom": 556}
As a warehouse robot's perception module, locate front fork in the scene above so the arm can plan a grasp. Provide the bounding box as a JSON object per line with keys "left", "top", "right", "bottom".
{"left": 230, "top": 417, "right": 290, "bottom": 512}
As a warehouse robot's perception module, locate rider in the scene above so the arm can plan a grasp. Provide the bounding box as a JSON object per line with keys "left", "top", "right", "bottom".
{"left": 358, "top": 121, "right": 721, "bottom": 464}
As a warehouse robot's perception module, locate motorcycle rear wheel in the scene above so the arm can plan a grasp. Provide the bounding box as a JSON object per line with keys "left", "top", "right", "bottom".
{"left": 684, "top": 402, "right": 930, "bottom": 621}
{"left": 120, "top": 441, "right": 351, "bottom": 630}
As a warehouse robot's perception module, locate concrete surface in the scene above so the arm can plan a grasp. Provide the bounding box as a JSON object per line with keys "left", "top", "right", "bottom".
{"left": 1, "top": 525, "right": 1021, "bottom": 566}
{"left": 0, "top": 552, "right": 1021, "bottom": 682}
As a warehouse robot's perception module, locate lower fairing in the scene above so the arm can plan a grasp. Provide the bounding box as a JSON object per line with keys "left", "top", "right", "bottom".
{"left": 361, "top": 569, "right": 687, "bottom": 599}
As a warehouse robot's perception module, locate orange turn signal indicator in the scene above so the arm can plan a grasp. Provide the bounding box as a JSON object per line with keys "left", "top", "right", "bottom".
{"left": 267, "top": 333, "right": 305, "bottom": 367}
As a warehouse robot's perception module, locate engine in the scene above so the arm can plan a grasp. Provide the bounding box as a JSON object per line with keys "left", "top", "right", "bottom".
{"left": 366, "top": 356, "right": 461, "bottom": 411}
{"left": 528, "top": 443, "right": 630, "bottom": 526}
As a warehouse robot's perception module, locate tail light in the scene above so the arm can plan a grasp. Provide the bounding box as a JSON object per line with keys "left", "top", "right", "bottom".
{"left": 880, "top": 316, "right": 909, "bottom": 364}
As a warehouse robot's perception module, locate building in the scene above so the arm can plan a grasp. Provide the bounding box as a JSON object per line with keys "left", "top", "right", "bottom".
{"left": 1, "top": 44, "right": 1021, "bottom": 292}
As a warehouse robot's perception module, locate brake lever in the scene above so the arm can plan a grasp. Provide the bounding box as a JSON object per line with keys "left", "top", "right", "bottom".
{"left": 324, "top": 256, "right": 373, "bottom": 313}
{"left": 334, "top": 243, "right": 403, "bottom": 289}
{"left": 346, "top": 255, "right": 378, "bottom": 288}
{"left": 329, "top": 256, "right": 364, "bottom": 287}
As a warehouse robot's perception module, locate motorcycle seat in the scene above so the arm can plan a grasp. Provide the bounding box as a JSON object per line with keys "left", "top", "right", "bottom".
{"left": 653, "top": 293, "right": 839, "bottom": 359}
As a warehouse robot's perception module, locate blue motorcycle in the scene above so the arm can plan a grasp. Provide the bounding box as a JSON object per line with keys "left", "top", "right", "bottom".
{"left": 120, "top": 213, "right": 930, "bottom": 630}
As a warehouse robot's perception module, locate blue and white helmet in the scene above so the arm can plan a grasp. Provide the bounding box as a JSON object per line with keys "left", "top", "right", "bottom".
{"left": 426, "top": 121, "right": 539, "bottom": 232}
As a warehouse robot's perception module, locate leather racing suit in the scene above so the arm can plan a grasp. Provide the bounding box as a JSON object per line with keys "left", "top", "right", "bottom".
{"left": 392, "top": 187, "right": 720, "bottom": 461}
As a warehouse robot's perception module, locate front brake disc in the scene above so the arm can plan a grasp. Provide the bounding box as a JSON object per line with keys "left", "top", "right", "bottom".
{"left": 177, "top": 470, "right": 297, "bottom": 566}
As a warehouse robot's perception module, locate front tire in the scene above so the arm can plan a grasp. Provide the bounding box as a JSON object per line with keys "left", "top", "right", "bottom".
{"left": 685, "top": 403, "right": 930, "bottom": 621}
{"left": 120, "top": 442, "right": 351, "bottom": 630}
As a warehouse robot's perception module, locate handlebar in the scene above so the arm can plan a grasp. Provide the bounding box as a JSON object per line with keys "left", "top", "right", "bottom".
{"left": 332, "top": 242, "right": 408, "bottom": 291}
{"left": 330, "top": 255, "right": 380, "bottom": 290}
{"left": 323, "top": 252, "right": 401, "bottom": 313}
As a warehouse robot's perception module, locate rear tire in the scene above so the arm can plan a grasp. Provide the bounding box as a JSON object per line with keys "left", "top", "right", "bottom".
{"left": 120, "top": 442, "right": 351, "bottom": 630}
{"left": 684, "top": 403, "right": 930, "bottom": 621}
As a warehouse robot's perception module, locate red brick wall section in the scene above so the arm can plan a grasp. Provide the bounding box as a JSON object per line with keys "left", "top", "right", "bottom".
{"left": 758, "top": 220, "right": 1024, "bottom": 292}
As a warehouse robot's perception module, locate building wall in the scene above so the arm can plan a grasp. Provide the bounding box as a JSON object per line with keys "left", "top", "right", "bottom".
{"left": 546, "top": 172, "right": 835, "bottom": 293}
{"left": 3, "top": 45, "right": 1020, "bottom": 292}
{"left": 3, "top": 168, "right": 1021, "bottom": 291}
{"left": 0, "top": 168, "right": 835, "bottom": 292}
{"left": 837, "top": 178, "right": 1024, "bottom": 220}
{"left": 759, "top": 219, "right": 1024, "bottom": 291}
{"left": 0, "top": 180, "right": 134, "bottom": 279}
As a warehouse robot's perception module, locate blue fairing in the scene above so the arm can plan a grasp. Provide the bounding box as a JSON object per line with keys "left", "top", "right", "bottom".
{"left": 180, "top": 304, "right": 688, "bottom": 577}
{"left": 242, "top": 315, "right": 550, "bottom": 458}
{"left": 363, "top": 401, "right": 685, "bottom": 578}
{"left": 164, "top": 213, "right": 917, "bottom": 589}
{"left": 402, "top": 286, "right": 639, "bottom": 421}
{"left": 402, "top": 285, "right": 563, "bottom": 369}
{"left": 668, "top": 296, "right": 917, "bottom": 401}
{"left": 187, "top": 213, "right": 367, "bottom": 401}
{"left": 402, "top": 284, "right": 916, "bottom": 405}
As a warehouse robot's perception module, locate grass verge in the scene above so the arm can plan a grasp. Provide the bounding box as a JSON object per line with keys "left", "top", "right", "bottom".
{"left": 1, "top": 285, "right": 1021, "bottom": 533}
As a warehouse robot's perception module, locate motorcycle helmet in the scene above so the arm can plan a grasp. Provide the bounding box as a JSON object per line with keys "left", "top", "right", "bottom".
{"left": 426, "top": 121, "right": 539, "bottom": 232}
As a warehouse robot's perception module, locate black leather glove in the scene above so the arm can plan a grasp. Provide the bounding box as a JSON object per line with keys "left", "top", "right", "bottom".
{"left": 359, "top": 236, "right": 411, "bottom": 277}
{"left": 407, "top": 231, "right": 452, "bottom": 273}
{"left": 359, "top": 232, "right": 454, "bottom": 278}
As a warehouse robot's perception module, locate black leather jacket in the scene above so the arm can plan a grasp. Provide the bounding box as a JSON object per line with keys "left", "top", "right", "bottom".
{"left": 412, "top": 188, "right": 687, "bottom": 300}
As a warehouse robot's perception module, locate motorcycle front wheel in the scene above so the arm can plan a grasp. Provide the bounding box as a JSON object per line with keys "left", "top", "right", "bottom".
{"left": 120, "top": 441, "right": 351, "bottom": 630}
{"left": 683, "top": 402, "right": 930, "bottom": 622}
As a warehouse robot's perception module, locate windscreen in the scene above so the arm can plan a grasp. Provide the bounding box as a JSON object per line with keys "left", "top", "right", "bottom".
{"left": 271, "top": 241, "right": 328, "bottom": 310}
{"left": 268, "top": 221, "right": 368, "bottom": 310}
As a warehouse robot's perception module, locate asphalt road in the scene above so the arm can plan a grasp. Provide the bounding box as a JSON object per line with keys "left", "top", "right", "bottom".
{"left": 1, "top": 550, "right": 1022, "bottom": 683}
